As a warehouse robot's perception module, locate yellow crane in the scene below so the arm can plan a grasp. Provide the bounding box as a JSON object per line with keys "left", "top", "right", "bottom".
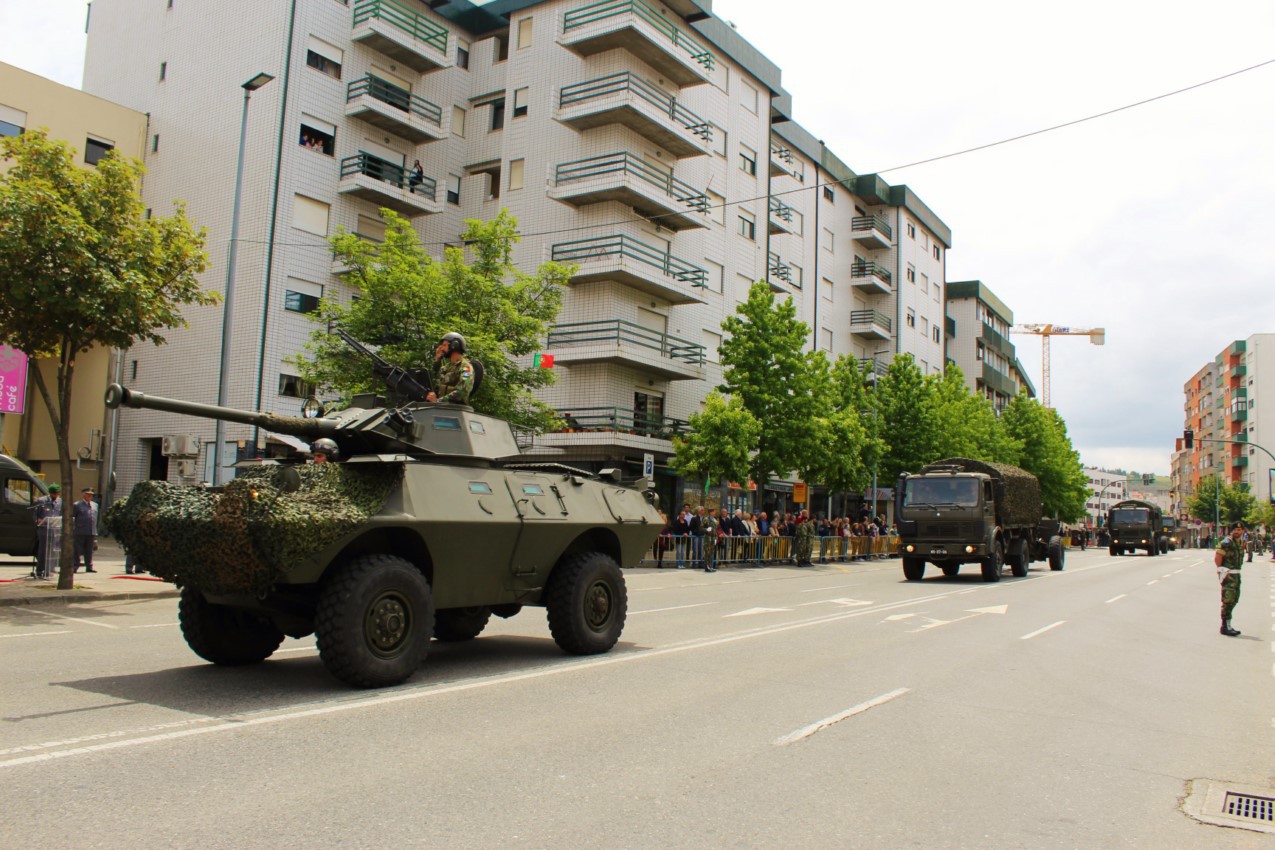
{"left": 1011, "top": 324, "right": 1105, "bottom": 408}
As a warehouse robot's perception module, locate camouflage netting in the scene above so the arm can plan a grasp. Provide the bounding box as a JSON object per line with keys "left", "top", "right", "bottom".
{"left": 920, "top": 457, "right": 1042, "bottom": 528}
{"left": 105, "top": 464, "right": 402, "bottom": 595}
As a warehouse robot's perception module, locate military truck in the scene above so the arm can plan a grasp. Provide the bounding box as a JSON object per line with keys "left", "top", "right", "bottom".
{"left": 1106, "top": 499, "right": 1163, "bottom": 557}
{"left": 105, "top": 340, "right": 662, "bottom": 688}
{"left": 1159, "top": 515, "right": 1179, "bottom": 552}
{"left": 896, "top": 458, "right": 1065, "bottom": 582}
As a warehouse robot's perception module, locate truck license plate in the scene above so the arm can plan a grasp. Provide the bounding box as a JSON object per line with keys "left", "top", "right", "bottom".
{"left": 931, "top": 546, "right": 946, "bottom": 555}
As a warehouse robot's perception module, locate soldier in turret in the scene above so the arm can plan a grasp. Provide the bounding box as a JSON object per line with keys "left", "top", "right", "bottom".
{"left": 426, "top": 332, "right": 474, "bottom": 405}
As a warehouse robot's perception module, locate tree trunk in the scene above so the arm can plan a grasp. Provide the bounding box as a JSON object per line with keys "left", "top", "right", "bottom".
{"left": 30, "top": 344, "right": 78, "bottom": 590}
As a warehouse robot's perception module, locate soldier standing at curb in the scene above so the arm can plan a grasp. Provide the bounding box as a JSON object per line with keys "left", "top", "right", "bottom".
{"left": 1214, "top": 522, "right": 1244, "bottom": 637}
{"left": 700, "top": 508, "right": 719, "bottom": 572}
{"left": 795, "top": 510, "right": 814, "bottom": 566}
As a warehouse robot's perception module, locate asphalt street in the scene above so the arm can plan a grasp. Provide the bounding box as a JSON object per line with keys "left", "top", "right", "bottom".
{"left": 1, "top": 548, "right": 1272, "bottom": 848}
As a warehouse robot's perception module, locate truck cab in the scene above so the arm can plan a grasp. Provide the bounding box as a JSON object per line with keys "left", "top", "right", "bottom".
{"left": 897, "top": 470, "right": 1000, "bottom": 578}
{"left": 1106, "top": 499, "right": 1161, "bottom": 557}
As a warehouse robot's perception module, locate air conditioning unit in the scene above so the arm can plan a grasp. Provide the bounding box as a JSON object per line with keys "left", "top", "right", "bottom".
{"left": 162, "top": 434, "right": 200, "bottom": 457}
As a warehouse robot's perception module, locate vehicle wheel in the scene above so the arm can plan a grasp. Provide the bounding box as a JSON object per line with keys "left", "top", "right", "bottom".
{"left": 1108, "top": 546, "right": 1118, "bottom": 557}
{"left": 940, "top": 563, "right": 959, "bottom": 577}
{"left": 179, "top": 586, "right": 284, "bottom": 666}
{"left": 1048, "top": 536, "right": 1065, "bottom": 571}
{"left": 433, "top": 606, "right": 492, "bottom": 642}
{"left": 1008, "top": 538, "right": 1029, "bottom": 577}
{"left": 1147, "top": 543, "right": 1156, "bottom": 557}
{"left": 315, "top": 554, "right": 434, "bottom": 688}
{"left": 980, "top": 539, "right": 1003, "bottom": 582}
{"left": 902, "top": 557, "right": 925, "bottom": 581}
{"left": 545, "top": 551, "right": 627, "bottom": 655}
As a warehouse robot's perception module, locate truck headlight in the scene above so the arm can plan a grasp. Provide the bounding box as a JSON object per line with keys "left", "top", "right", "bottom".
{"left": 905, "top": 544, "right": 915, "bottom": 553}
{"left": 964, "top": 545, "right": 975, "bottom": 554}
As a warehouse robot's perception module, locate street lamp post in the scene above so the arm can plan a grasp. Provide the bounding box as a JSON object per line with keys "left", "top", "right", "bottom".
{"left": 213, "top": 72, "right": 274, "bottom": 486}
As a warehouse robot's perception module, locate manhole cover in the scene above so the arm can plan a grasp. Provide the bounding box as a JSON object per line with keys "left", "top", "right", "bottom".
{"left": 1183, "top": 779, "right": 1275, "bottom": 834}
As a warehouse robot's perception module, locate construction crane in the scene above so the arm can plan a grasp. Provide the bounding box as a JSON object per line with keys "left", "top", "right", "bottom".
{"left": 1011, "top": 324, "right": 1105, "bottom": 408}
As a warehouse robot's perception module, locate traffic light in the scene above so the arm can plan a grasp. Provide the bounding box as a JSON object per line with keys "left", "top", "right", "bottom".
{"left": 1184, "top": 429, "right": 1193, "bottom": 449}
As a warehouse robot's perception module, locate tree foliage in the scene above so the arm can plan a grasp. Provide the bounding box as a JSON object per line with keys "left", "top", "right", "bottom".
{"left": 671, "top": 391, "right": 760, "bottom": 492}
{"left": 925, "top": 365, "right": 1022, "bottom": 464}
{"left": 812, "top": 355, "right": 879, "bottom": 495}
{"left": 0, "top": 130, "right": 212, "bottom": 588}
{"left": 873, "top": 354, "right": 937, "bottom": 481}
{"left": 1188, "top": 475, "right": 1257, "bottom": 527}
{"left": 295, "top": 210, "right": 569, "bottom": 433}
{"left": 1000, "top": 393, "right": 1088, "bottom": 521}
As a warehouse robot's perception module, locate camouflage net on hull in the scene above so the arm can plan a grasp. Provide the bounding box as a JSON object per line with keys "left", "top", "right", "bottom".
{"left": 920, "top": 457, "right": 1042, "bottom": 528}
{"left": 105, "top": 464, "right": 402, "bottom": 595}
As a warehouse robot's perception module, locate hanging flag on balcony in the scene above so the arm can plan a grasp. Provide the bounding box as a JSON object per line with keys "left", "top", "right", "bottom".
{"left": 534, "top": 353, "right": 555, "bottom": 368}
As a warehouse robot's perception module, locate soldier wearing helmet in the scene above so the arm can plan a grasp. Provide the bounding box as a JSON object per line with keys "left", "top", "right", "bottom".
{"left": 311, "top": 438, "right": 339, "bottom": 464}
{"left": 427, "top": 332, "right": 474, "bottom": 405}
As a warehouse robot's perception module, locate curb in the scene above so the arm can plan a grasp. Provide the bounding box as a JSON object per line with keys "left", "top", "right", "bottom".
{"left": 0, "top": 589, "right": 180, "bottom": 608}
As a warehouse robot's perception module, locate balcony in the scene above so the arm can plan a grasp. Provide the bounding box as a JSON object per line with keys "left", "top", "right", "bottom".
{"left": 768, "top": 252, "right": 791, "bottom": 290}
{"left": 768, "top": 197, "right": 796, "bottom": 235}
{"left": 561, "top": 0, "right": 714, "bottom": 87}
{"left": 345, "top": 76, "right": 446, "bottom": 144}
{"left": 859, "top": 357, "right": 890, "bottom": 382}
{"left": 850, "top": 309, "right": 892, "bottom": 341}
{"left": 546, "top": 406, "right": 691, "bottom": 449}
{"left": 1231, "top": 455, "right": 1248, "bottom": 468}
{"left": 557, "top": 73, "right": 711, "bottom": 158}
{"left": 770, "top": 144, "right": 797, "bottom": 177}
{"left": 549, "top": 152, "right": 709, "bottom": 230}
{"left": 850, "top": 260, "right": 892, "bottom": 296}
{"left": 850, "top": 215, "right": 892, "bottom": 250}
{"left": 551, "top": 234, "right": 707, "bottom": 305}
{"left": 1231, "top": 406, "right": 1248, "bottom": 422}
{"left": 352, "top": 0, "right": 451, "bottom": 73}
{"left": 546, "top": 320, "right": 705, "bottom": 380}
{"left": 1233, "top": 363, "right": 1247, "bottom": 377}
{"left": 980, "top": 323, "right": 1015, "bottom": 358}
{"left": 337, "top": 153, "right": 440, "bottom": 216}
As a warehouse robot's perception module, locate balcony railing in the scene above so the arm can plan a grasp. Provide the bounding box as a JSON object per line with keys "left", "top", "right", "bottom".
{"left": 980, "top": 323, "right": 1014, "bottom": 357}
{"left": 552, "top": 234, "right": 708, "bottom": 289}
{"left": 768, "top": 251, "right": 792, "bottom": 286}
{"left": 340, "top": 153, "right": 435, "bottom": 197}
{"left": 552, "top": 405, "right": 690, "bottom": 439}
{"left": 562, "top": 0, "right": 714, "bottom": 73}
{"left": 851, "top": 215, "right": 892, "bottom": 240}
{"left": 850, "top": 309, "right": 892, "bottom": 335}
{"left": 353, "top": 0, "right": 448, "bottom": 52}
{"left": 859, "top": 357, "right": 890, "bottom": 381}
{"left": 768, "top": 196, "right": 796, "bottom": 235}
{"left": 347, "top": 75, "right": 443, "bottom": 126}
{"left": 547, "top": 320, "right": 706, "bottom": 365}
{"left": 559, "top": 72, "right": 710, "bottom": 144}
{"left": 555, "top": 152, "right": 707, "bottom": 211}
{"left": 551, "top": 152, "right": 709, "bottom": 228}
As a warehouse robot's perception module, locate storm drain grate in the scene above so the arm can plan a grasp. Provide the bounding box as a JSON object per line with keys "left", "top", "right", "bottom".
{"left": 1224, "top": 792, "right": 1274, "bottom": 823}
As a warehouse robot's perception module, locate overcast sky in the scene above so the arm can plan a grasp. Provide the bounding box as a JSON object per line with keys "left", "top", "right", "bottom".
{"left": 4, "top": 0, "right": 1274, "bottom": 475}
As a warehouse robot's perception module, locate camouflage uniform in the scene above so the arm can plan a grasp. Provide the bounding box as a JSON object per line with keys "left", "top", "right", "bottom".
{"left": 435, "top": 356, "right": 475, "bottom": 404}
{"left": 1216, "top": 535, "right": 1243, "bottom": 620}
{"left": 795, "top": 518, "right": 815, "bottom": 566}
{"left": 700, "top": 512, "right": 719, "bottom": 571}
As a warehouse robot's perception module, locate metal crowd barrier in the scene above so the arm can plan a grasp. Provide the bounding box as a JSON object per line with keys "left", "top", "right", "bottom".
{"left": 641, "top": 535, "right": 899, "bottom": 567}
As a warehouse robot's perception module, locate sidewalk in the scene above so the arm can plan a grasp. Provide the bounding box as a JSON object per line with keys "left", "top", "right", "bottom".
{"left": 0, "top": 537, "right": 180, "bottom": 608}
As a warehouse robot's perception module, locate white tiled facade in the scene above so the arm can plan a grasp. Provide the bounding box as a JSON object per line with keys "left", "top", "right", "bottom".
{"left": 83, "top": 0, "right": 955, "bottom": 503}
{"left": 1082, "top": 467, "right": 1127, "bottom": 530}
{"left": 944, "top": 280, "right": 1034, "bottom": 408}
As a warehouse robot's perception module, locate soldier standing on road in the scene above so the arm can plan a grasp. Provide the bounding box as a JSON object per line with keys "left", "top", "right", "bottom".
{"left": 426, "top": 332, "right": 474, "bottom": 405}
{"left": 1214, "top": 522, "right": 1245, "bottom": 637}
{"left": 72, "top": 487, "right": 99, "bottom": 574}
{"left": 795, "top": 510, "right": 815, "bottom": 566}
{"left": 700, "top": 508, "right": 719, "bottom": 572}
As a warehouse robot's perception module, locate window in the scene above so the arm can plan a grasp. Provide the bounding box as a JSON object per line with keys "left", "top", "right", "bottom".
{"left": 921, "top": 317, "right": 929, "bottom": 336}
{"left": 151, "top": 134, "right": 160, "bottom": 153}
{"left": 789, "top": 263, "right": 802, "bottom": 289}
{"left": 933, "top": 244, "right": 941, "bottom": 260}
{"left": 821, "top": 277, "right": 833, "bottom": 302}
{"left": 446, "top": 174, "right": 461, "bottom": 205}
{"left": 920, "top": 273, "right": 928, "bottom": 294}
{"left": 299, "top": 119, "right": 335, "bottom": 155}
{"left": 356, "top": 214, "right": 386, "bottom": 243}
{"left": 906, "top": 309, "right": 916, "bottom": 329}
{"left": 84, "top": 137, "right": 114, "bottom": 166}
{"left": 707, "top": 189, "right": 725, "bottom": 225}
{"left": 738, "top": 212, "right": 756, "bottom": 241}
{"left": 517, "top": 17, "right": 533, "bottom": 48}
{"left": 285, "top": 290, "right": 321, "bottom": 314}
{"left": 821, "top": 327, "right": 833, "bottom": 352}
{"left": 512, "top": 87, "right": 528, "bottom": 118}
{"left": 933, "top": 326, "right": 941, "bottom": 343}
{"left": 633, "top": 390, "right": 664, "bottom": 436}
{"left": 704, "top": 329, "right": 722, "bottom": 363}
{"left": 457, "top": 40, "right": 470, "bottom": 69}
{"left": 468, "top": 163, "right": 501, "bottom": 200}
{"left": 0, "top": 104, "right": 24, "bottom": 136}
{"left": 278, "top": 374, "right": 314, "bottom": 399}
{"left": 159, "top": 61, "right": 167, "bottom": 81}
{"left": 494, "top": 33, "right": 509, "bottom": 63}
{"left": 822, "top": 227, "right": 834, "bottom": 253}
{"left": 452, "top": 106, "right": 466, "bottom": 137}
{"left": 976, "top": 343, "right": 984, "bottom": 361}
{"left": 508, "top": 158, "right": 524, "bottom": 191}
{"left": 739, "top": 145, "right": 757, "bottom": 176}
{"left": 905, "top": 263, "right": 915, "bottom": 283}
{"left": 3, "top": 478, "right": 33, "bottom": 506}
{"left": 710, "top": 123, "right": 727, "bottom": 157}
{"left": 823, "top": 186, "right": 834, "bottom": 203}
{"left": 489, "top": 99, "right": 505, "bottom": 131}
{"left": 704, "top": 259, "right": 724, "bottom": 293}
{"left": 906, "top": 221, "right": 916, "bottom": 239}
{"left": 306, "top": 36, "right": 343, "bottom": 80}
{"left": 741, "top": 81, "right": 758, "bottom": 114}
{"left": 292, "top": 194, "right": 330, "bottom": 236}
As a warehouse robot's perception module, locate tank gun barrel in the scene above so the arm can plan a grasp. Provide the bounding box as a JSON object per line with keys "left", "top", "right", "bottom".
{"left": 105, "top": 384, "right": 337, "bottom": 440}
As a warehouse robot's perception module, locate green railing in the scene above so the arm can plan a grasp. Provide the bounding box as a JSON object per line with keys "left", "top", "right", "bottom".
{"left": 851, "top": 260, "right": 893, "bottom": 286}
{"left": 980, "top": 323, "right": 1014, "bottom": 357}
{"left": 560, "top": 72, "right": 711, "bottom": 142}
{"left": 554, "top": 152, "right": 708, "bottom": 213}
{"left": 553, "top": 406, "right": 690, "bottom": 439}
{"left": 859, "top": 357, "right": 890, "bottom": 379}
{"left": 340, "top": 152, "right": 437, "bottom": 199}
{"left": 768, "top": 196, "right": 794, "bottom": 223}
{"left": 353, "top": 0, "right": 448, "bottom": 52}
{"left": 551, "top": 234, "right": 708, "bottom": 288}
{"left": 980, "top": 363, "right": 1017, "bottom": 397}
{"left": 1232, "top": 454, "right": 1248, "bottom": 467}
{"left": 768, "top": 252, "right": 792, "bottom": 284}
{"left": 851, "top": 214, "right": 892, "bottom": 240}
{"left": 771, "top": 144, "right": 794, "bottom": 165}
{"left": 563, "top": 0, "right": 714, "bottom": 71}
{"left": 347, "top": 75, "right": 443, "bottom": 126}
{"left": 547, "top": 320, "right": 706, "bottom": 365}
{"left": 850, "top": 309, "right": 892, "bottom": 332}
{"left": 1233, "top": 363, "right": 1247, "bottom": 377}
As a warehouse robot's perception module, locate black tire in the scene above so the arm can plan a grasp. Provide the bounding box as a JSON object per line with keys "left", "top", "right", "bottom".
{"left": 179, "top": 586, "right": 284, "bottom": 666}
{"left": 980, "top": 539, "right": 1003, "bottom": 582}
{"left": 433, "top": 606, "right": 492, "bottom": 642}
{"left": 1008, "top": 538, "right": 1029, "bottom": 578}
{"left": 315, "top": 554, "right": 434, "bottom": 688}
{"left": 1048, "top": 536, "right": 1065, "bottom": 571}
{"left": 1108, "top": 546, "right": 1118, "bottom": 557}
{"left": 1146, "top": 542, "right": 1156, "bottom": 557}
{"left": 545, "top": 552, "right": 627, "bottom": 655}
{"left": 902, "top": 557, "right": 925, "bottom": 581}
{"left": 939, "top": 563, "right": 959, "bottom": 577}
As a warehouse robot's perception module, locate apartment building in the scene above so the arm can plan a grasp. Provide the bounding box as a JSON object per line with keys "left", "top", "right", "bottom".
{"left": 943, "top": 280, "right": 1034, "bottom": 407}
{"left": 82, "top": 0, "right": 953, "bottom": 508}
{"left": 0, "top": 60, "right": 149, "bottom": 494}
{"left": 1083, "top": 467, "right": 1126, "bottom": 529}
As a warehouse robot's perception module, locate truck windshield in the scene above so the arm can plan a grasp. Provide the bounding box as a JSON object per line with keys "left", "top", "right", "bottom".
{"left": 904, "top": 477, "right": 979, "bottom": 507}
{"left": 1110, "top": 508, "right": 1150, "bottom": 524}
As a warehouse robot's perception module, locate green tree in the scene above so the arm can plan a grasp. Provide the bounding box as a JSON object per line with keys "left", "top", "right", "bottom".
{"left": 815, "top": 355, "right": 879, "bottom": 497}
{"left": 718, "top": 281, "right": 816, "bottom": 492}
{"left": 873, "top": 354, "right": 937, "bottom": 481}
{"left": 672, "top": 391, "right": 761, "bottom": 498}
{"left": 1191, "top": 475, "right": 1257, "bottom": 527}
{"left": 1000, "top": 393, "right": 1088, "bottom": 521}
{"left": 925, "top": 364, "right": 1022, "bottom": 464}
{"left": 1187, "top": 475, "right": 1225, "bottom": 525}
{"left": 296, "top": 210, "right": 569, "bottom": 433}
{"left": 0, "top": 131, "right": 212, "bottom": 589}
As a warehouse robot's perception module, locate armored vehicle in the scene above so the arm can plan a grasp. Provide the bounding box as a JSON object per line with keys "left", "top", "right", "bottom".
{"left": 105, "top": 344, "right": 661, "bottom": 688}
{"left": 896, "top": 458, "right": 1064, "bottom": 582}
{"left": 1106, "top": 499, "right": 1162, "bottom": 557}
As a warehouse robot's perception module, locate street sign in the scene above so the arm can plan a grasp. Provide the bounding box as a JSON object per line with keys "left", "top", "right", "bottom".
{"left": 0, "top": 345, "right": 28, "bottom": 414}
{"left": 642, "top": 453, "right": 654, "bottom": 479}
{"left": 793, "top": 482, "right": 807, "bottom": 503}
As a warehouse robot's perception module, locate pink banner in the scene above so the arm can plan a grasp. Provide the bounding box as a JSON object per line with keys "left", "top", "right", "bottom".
{"left": 0, "top": 345, "right": 28, "bottom": 415}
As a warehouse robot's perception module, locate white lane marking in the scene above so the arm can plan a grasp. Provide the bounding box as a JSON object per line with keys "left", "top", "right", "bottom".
{"left": 1021, "top": 621, "right": 1067, "bottom": 640}
{"left": 129, "top": 623, "right": 179, "bottom": 629}
{"left": 0, "top": 630, "right": 74, "bottom": 639}
{"left": 1146, "top": 580, "right": 1159, "bottom": 586}
{"left": 724, "top": 607, "right": 792, "bottom": 617}
{"left": 629, "top": 602, "right": 716, "bottom": 616}
{"left": 883, "top": 613, "right": 916, "bottom": 621}
{"left": 798, "top": 598, "right": 873, "bottom": 608}
{"left": 1161, "top": 574, "right": 1173, "bottom": 579}
{"left": 1174, "top": 569, "right": 1185, "bottom": 574}
{"left": 1105, "top": 595, "right": 1126, "bottom": 604}
{"left": 909, "top": 605, "right": 1007, "bottom": 633}
{"left": 955, "top": 589, "right": 979, "bottom": 595}
{"left": 800, "top": 583, "right": 861, "bottom": 593}
{"left": 25, "top": 609, "right": 119, "bottom": 630}
{"left": 774, "top": 688, "right": 910, "bottom": 746}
